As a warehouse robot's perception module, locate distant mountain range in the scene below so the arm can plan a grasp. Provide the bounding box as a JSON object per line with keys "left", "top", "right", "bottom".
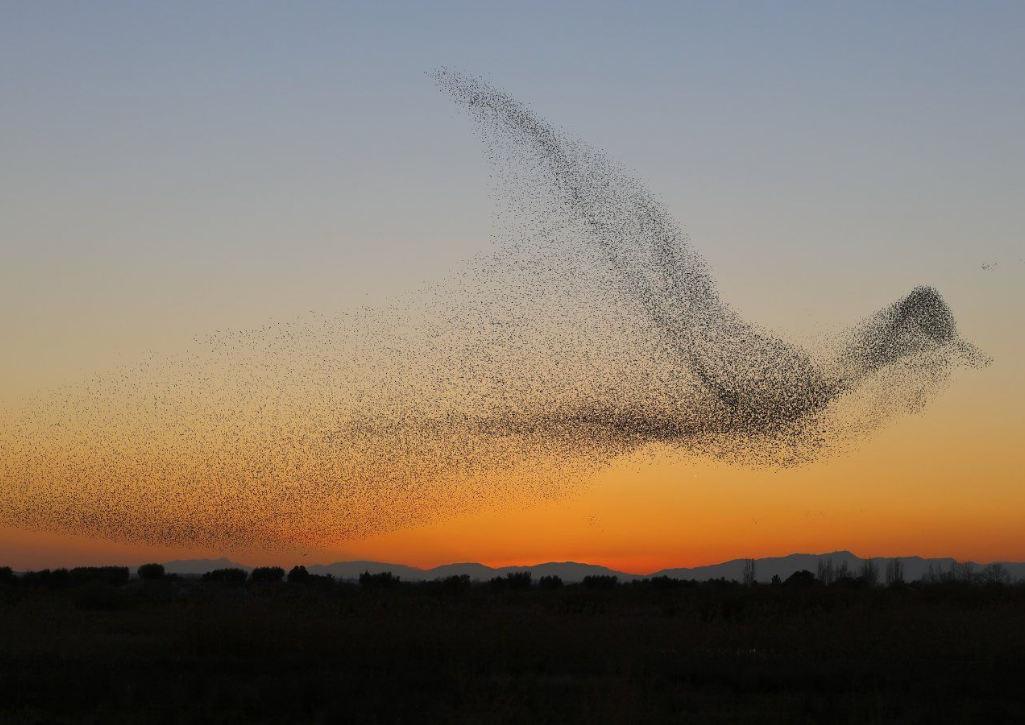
{"left": 161, "top": 551, "right": 1025, "bottom": 583}
{"left": 162, "top": 557, "right": 252, "bottom": 575}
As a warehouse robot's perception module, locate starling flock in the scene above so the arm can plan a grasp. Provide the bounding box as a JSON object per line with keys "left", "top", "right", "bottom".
{"left": 0, "top": 70, "right": 989, "bottom": 552}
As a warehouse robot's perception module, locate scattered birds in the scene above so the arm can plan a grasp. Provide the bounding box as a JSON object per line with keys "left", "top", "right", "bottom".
{"left": 982, "top": 258, "right": 1024, "bottom": 271}
{"left": 0, "top": 69, "right": 989, "bottom": 554}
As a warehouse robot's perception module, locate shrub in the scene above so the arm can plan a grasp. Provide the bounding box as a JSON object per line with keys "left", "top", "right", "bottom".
{"left": 783, "top": 570, "right": 816, "bottom": 589}
{"left": 288, "top": 565, "right": 311, "bottom": 584}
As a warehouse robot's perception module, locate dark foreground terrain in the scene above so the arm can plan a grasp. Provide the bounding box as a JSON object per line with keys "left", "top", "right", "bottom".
{"left": 2, "top": 567, "right": 1025, "bottom": 723}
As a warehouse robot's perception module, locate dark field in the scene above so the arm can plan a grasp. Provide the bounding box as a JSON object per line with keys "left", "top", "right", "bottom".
{"left": 2, "top": 569, "right": 1025, "bottom": 723}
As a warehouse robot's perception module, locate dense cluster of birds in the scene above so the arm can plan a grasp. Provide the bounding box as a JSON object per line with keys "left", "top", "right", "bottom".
{"left": 0, "top": 70, "right": 988, "bottom": 552}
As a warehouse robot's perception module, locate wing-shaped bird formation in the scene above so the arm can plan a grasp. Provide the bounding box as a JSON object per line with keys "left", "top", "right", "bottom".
{"left": 0, "top": 70, "right": 988, "bottom": 552}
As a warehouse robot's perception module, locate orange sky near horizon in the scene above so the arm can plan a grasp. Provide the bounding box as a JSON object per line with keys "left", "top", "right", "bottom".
{"left": 3, "top": 359, "right": 1020, "bottom": 573}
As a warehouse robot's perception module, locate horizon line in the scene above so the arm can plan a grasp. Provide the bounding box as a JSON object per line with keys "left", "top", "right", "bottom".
{"left": 8, "top": 549, "right": 1025, "bottom": 577}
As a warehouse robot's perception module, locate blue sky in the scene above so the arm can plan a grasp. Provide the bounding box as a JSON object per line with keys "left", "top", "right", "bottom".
{"left": 2, "top": 1, "right": 1022, "bottom": 395}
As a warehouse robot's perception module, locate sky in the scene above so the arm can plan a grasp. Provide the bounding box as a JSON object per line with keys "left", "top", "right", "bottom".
{"left": 1, "top": 1, "right": 1023, "bottom": 572}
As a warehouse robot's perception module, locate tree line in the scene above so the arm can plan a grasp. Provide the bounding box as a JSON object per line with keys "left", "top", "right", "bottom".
{"left": 2, "top": 557, "right": 1019, "bottom": 592}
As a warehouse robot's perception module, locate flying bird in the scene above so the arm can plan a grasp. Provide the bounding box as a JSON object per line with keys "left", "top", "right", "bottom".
{"left": 0, "top": 70, "right": 988, "bottom": 553}
{"left": 430, "top": 69, "right": 987, "bottom": 441}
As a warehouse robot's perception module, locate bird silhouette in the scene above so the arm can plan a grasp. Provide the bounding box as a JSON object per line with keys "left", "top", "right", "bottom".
{"left": 0, "top": 70, "right": 988, "bottom": 553}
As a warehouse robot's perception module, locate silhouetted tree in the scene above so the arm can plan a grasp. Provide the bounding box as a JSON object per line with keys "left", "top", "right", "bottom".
{"left": 251, "top": 566, "right": 285, "bottom": 584}
{"left": 538, "top": 575, "right": 563, "bottom": 590}
{"left": 307, "top": 573, "right": 336, "bottom": 589}
{"left": 582, "top": 575, "right": 618, "bottom": 590}
{"left": 202, "top": 568, "right": 248, "bottom": 584}
{"left": 360, "top": 571, "right": 400, "bottom": 588}
{"left": 70, "top": 566, "right": 130, "bottom": 586}
{"left": 288, "top": 565, "right": 311, "bottom": 584}
{"left": 137, "top": 563, "right": 165, "bottom": 581}
{"left": 817, "top": 558, "right": 835, "bottom": 586}
{"left": 836, "top": 561, "right": 850, "bottom": 581}
{"left": 21, "top": 568, "right": 70, "bottom": 589}
{"left": 860, "top": 558, "right": 879, "bottom": 588}
{"left": 742, "top": 559, "right": 756, "bottom": 586}
{"left": 647, "top": 575, "right": 683, "bottom": 591}
{"left": 643, "top": 576, "right": 697, "bottom": 591}
{"left": 771, "top": 574, "right": 782, "bottom": 586}
{"left": 783, "top": 570, "right": 816, "bottom": 588}
{"left": 884, "top": 558, "right": 905, "bottom": 586}
{"left": 951, "top": 561, "right": 976, "bottom": 585}
{"left": 506, "top": 572, "right": 532, "bottom": 589}
{"left": 703, "top": 576, "right": 738, "bottom": 589}
{"left": 438, "top": 574, "right": 471, "bottom": 593}
{"left": 981, "top": 563, "right": 1010, "bottom": 586}
{"left": 0, "top": 566, "right": 15, "bottom": 585}
{"left": 832, "top": 574, "right": 863, "bottom": 589}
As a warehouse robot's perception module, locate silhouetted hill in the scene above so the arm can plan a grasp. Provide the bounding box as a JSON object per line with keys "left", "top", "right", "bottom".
{"left": 423, "top": 562, "right": 500, "bottom": 580}
{"left": 500, "top": 562, "right": 634, "bottom": 582}
{"left": 304, "top": 560, "right": 634, "bottom": 583}
{"left": 161, "top": 557, "right": 251, "bottom": 576}
{"left": 653, "top": 551, "right": 1025, "bottom": 583}
{"left": 307, "top": 560, "right": 432, "bottom": 581}
{"left": 653, "top": 551, "right": 870, "bottom": 582}
{"left": 279, "top": 552, "right": 1025, "bottom": 584}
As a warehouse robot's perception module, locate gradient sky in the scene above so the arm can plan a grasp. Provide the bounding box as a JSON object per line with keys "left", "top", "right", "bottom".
{"left": 2, "top": 1, "right": 1023, "bottom": 571}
